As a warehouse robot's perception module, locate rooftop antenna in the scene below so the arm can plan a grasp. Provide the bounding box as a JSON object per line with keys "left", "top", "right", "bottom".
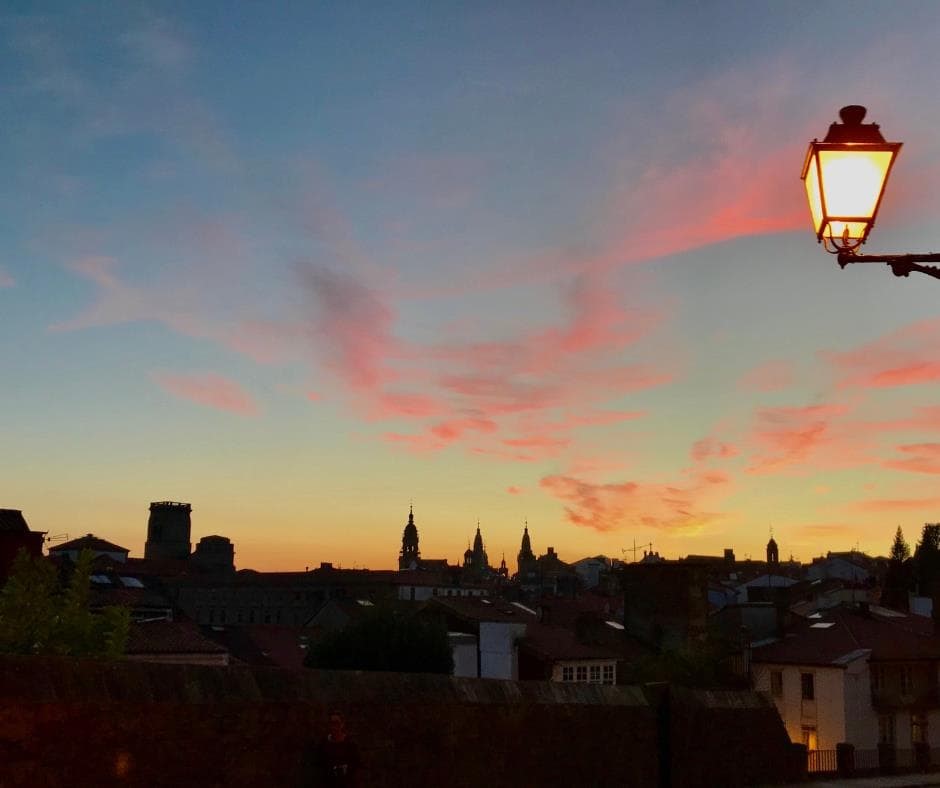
{"left": 622, "top": 539, "right": 653, "bottom": 562}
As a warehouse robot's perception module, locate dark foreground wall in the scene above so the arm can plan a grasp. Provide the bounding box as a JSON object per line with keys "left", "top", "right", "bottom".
{"left": 0, "top": 656, "right": 799, "bottom": 787}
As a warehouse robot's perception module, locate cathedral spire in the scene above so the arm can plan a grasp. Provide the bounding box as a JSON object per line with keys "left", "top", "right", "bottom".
{"left": 517, "top": 520, "right": 535, "bottom": 575}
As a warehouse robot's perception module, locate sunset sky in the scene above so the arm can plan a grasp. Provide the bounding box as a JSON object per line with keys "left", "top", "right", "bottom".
{"left": 4, "top": 3, "right": 940, "bottom": 571}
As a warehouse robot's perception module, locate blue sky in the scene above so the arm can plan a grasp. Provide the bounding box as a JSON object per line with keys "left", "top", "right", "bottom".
{"left": 3, "top": 2, "right": 940, "bottom": 569}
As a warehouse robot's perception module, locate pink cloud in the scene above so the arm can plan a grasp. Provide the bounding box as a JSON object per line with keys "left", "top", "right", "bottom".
{"left": 382, "top": 432, "right": 447, "bottom": 453}
{"left": 506, "top": 486, "right": 525, "bottom": 495}
{"left": 746, "top": 403, "right": 862, "bottom": 474}
{"left": 884, "top": 443, "right": 940, "bottom": 475}
{"left": 539, "top": 468, "right": 731, "bottom": 533}
{"left": 851, "top": 497, "right": 940, "bottom": 513}
{"left": 151, "top": 371, "right": 259, "bottom": 416}
{"left": 739, "top": 360, "right": 794, "bottom": 392}
{"left": 826, "top": 318, "right": 940, "bottom": 389}
{"left": 298, "top": 264, "right": 674, "bottom": 462}
{"left": 430, "top": 416, "right": 498, "bottom": 442}
{"left": 0, "top": 268, "right": 14, "bottom": 288}
{"left": 690, "top": 437, "right": 739, "bottom": 462}
{"left": 371, "top": 392, "right": 442, "bottom": 420}
{"left": 301, "top": 266, "right": 399, "bottom": 391}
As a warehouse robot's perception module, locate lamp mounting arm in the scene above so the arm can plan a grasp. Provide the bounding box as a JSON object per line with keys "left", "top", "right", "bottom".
{"left": 836, "top": 251, "right": 940, "bottom": 280}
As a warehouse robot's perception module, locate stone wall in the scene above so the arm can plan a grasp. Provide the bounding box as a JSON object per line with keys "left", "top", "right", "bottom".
{"left": 0, "top": 656, "right": 799, "bottom": 787}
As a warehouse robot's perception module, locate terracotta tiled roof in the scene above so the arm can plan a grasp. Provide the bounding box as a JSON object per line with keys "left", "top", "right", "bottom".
{"left": 49, "top": 534, "right": 129, "bottom": 555}
{"left": 537, "top": 595, "right": 616, "bottom": 627}
{"left": 753, "top": 604, "right": 940, "bottom": 667}
{"left": 126, "top": 621, "right": 228, "bottom": 655}
{"left": 244, "top": 625, "right": 313, "bottom": 670}
{"left": 520, "top": 623, "right": 623, "bottom": 662}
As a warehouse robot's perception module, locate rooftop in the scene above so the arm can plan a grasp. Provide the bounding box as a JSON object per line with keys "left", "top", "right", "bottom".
{"left": 753, "top": 603, "right": 940, "bottom": 667}
{"left": 48, "top": 534, "right": 130, "bottom": 555}
{"left": 426, "top": 595, "right": 538, "bottom": 623}
{"left": 0, "top": 509, "right": 36, "bottom": 534}
{"left": 126, "top": 621, "right": 228, "bottom": 656}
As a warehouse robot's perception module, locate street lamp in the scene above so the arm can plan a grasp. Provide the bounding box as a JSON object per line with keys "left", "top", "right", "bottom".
{"left": 802, "top": 106, "right": 940, "bottom": 279}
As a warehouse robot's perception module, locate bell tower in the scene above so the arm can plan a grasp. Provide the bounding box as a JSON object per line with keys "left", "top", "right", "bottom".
{"left": 766, "top": 529, "right": 779, "bottom": 566}
{"left": 144, "top": 501, "right": 192, "bottom": 561}
{"left": 399, "top": 505, "right": 420, "bottom": 570}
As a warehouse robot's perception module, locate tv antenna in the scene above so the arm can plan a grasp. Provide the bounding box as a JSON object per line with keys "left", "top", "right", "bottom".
{"left": 622, "top": 538, "right": 653, "bottom": 562}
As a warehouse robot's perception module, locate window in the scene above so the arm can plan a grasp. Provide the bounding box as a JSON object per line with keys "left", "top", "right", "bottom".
{"left": 878, "top": 714, "right": 895, "bottom": 745}
{"left": 602, "top": 665, "right": 615, "bottom": 685}
{"left": 912, "top": 713, "right": 928, "bottom": 745}
{"left": 562, "top": 666, "right": 574, "bottom": 682}
{"left": 589, "top": 665, "right": 601, "bottom": 683}
{"left": 770, "top": 670, "right": 783, "bottom": 698}
{"left": 800, "top": 672, "right": 815, "bottom": 701}
{"left": 576, "top": 666, "right": 588, "bottom": 683}
{"left": 801, "top": 727, "right": 818, "bottom": 751}
{"left": 901, "top": 665, "right": 914, "bottom": 695}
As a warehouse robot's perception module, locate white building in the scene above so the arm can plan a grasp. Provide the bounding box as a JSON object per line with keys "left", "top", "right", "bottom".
{"left": 752, "top": 604, "right": 940, "bottom": 757}
{"left": 423, "top": 597, "right": 537, "bottom": 680}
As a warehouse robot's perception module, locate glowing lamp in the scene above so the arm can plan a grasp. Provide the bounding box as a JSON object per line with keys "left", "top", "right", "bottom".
{"left": 801, "top": 105, "right": 901, "bottom": 253}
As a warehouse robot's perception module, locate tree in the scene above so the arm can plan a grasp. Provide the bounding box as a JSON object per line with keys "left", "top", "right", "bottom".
{"left": 305, "top": 607, "right": 454, "bottom": 674}
{"left": 884, "top": 527, "right": 914, "bottom": 610}
{"left": 0, "top": 549, "right": 129, "bottom": 657}
{"left": 890, "top": 527, "right": 911, "bottom": 562}
{"left": 915, "top": 524, "right": 940, "bottom": 598}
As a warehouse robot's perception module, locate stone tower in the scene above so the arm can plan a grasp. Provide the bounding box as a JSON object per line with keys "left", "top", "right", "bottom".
{"left": 399, "top": 505, "right": 420, "bottom": 570}
{"left": 144, "top": 501, "right": 192, "bottom": 561}
{"left": 471, "top": 524, "right": 489, "bottom": 573}
{"left": 517, "top": 522, "right": 536, "bottom": 575}
{"left": 766, "top": 534, "right": 779, "bottom": 566}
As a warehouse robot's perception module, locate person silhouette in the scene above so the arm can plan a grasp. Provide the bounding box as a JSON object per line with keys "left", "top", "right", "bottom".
{"left": 306, "top": 711, "right": 359, "bottom": 786}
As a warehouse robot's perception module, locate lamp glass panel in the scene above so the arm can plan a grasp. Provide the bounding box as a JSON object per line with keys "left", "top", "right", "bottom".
{"left": 817, "top": 148, "right": 893, "bottom": 222}
{"left": 803, "top": 153, "right": 824, "bottom": 235}
{"left": 824, "top": 220, "right": 869, "bottom": 243}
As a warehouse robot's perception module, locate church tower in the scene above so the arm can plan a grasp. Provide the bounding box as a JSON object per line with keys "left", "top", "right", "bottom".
{"left": 144, "top": 501, "right": 192, "bottom": 561}
{"left": 517, "top": 522, "right": 535, "bottom": 575}
{"left": 766, "top": 531, "right": 779, "bottom": 566}
{"left": 471, "top": 523, "right": 489, "bottom": 572}
{"left": 399, "top": 505, "right": 420, "bottom": 571}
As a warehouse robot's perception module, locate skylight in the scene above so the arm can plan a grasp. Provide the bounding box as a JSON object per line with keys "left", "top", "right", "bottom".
{"left": 356, "top": 599, "right": 374, "bottom": 606}
{"left": 808, "top": 612, "right": 822, "bottom": 619}
{"left": 810, "top": 622, "right": 835, "bottom": 629}
{"left": 605, "top": 621, "right": 625, "bottom": 630}
{"left": 512, "top": 602, "right": 537, "bottom": 616}
{"left": 90, "top": 575, "right": 111, "bottom": 584}
{"left": 119, "top": 576, "right": 144, "bottom": 588}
